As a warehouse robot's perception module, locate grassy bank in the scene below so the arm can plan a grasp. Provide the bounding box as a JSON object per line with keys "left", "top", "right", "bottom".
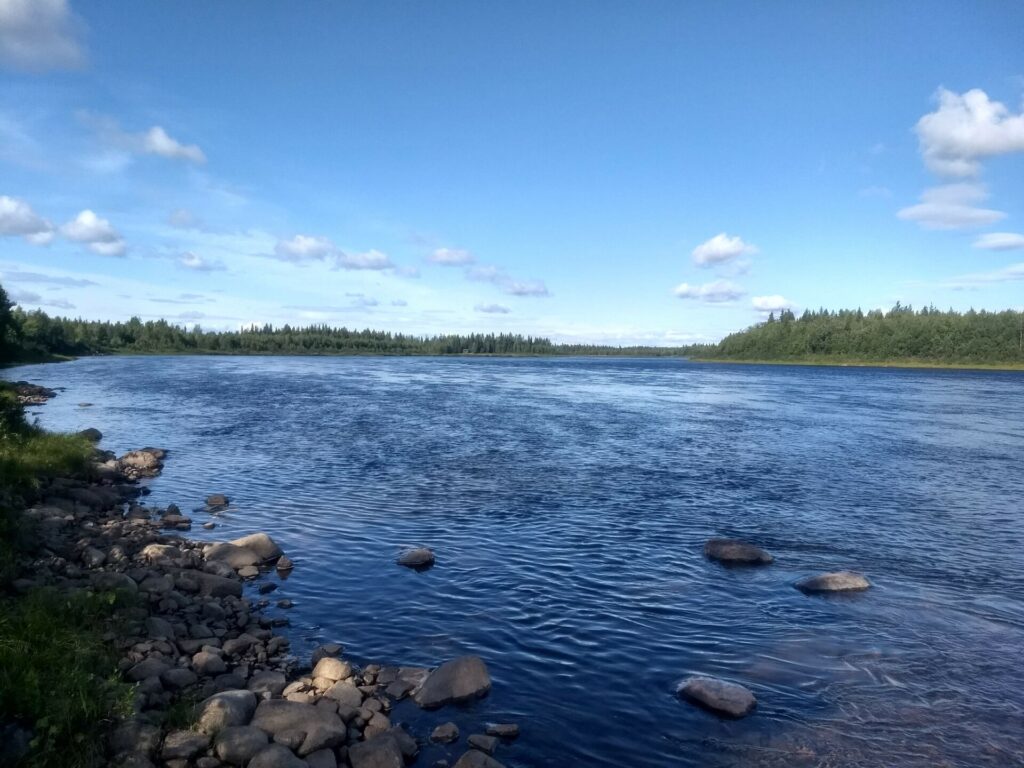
{"left": 690, "top": 357, "right": 1024, "bottom": 372}
{"left": 0, "top": 382, "right": 135, "bottom": 768}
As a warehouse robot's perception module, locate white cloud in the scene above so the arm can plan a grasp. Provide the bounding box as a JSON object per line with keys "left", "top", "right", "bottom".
{"left": 337, "top": 249, "right": 393, "bottom": 271}
{"left": 474, "top": 303, "right": 510, "bottom": 314}
{"left": 973, "top": 232, "right": 1024, "bottom": 251}
{"left": 691, "top": 233, "right": 759, "bottom": 266}
{"left": 141, "top": 126, "right": 206, "bottom": 164}
{"left": 673, "top": 280, "right": 745, "bottom": 303}
{"left": 273, "top": 234, "right": 334, "bottom": 262}
{"left": 943, "top": 262, "right": 1024, "bottom": 289}
{"left": 60, "top": 209, "right": 126, "bottom": 256}
{"left": 465, "top": 264, "right": 550, "bottom": 296}
{"left": 0, "top": 0, "right": 84, "bottom": 71}
{"left": 896, "top": 183, "right": 1005, "bottom": 230}
{"left": 752, "top": 295, "right": 794, "bottom": 313}
{"left": 178, "top": 251, "right": 225, "bottom": 271}
{"left": 916, "top": 88, "right": 1024, "bottom": 177}
{"left": 0, "top": 195, "right": 54, "bottom": 243}
{"left": 429, "top": 247, "right": 474, "bottom": 266}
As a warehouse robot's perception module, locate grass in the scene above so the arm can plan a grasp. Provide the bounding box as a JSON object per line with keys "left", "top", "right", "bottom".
{"left": 0, "top": 588, "right": 136, "bottom": 768}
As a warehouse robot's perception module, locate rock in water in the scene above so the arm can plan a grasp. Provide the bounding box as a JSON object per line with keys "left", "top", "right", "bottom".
{"left": 206, "top": 494, "right": 230, "bottom": 508}
{"left": 413, "top": 656, "right": 491, "bottom": 709}
{"left": 453, "top": 751, "right": 506, "bottom": 768}
{"left": 230, "top": 532, "right": 283, "bottom": 562}
{"left": 397, "top": 547, "right": 435, "bottom": 569}
{"left": 348, "top": 733, "right": 404, "bottom": 768}
{"left": 431, "top": 722, "right": 459, "bottom": 743}
{"left": 77, "top": 427, "right": 103, "bottom": 442}
{"left": 795, "top": 570, "right": 871, "bottom": 593}
{"left": 703, "top": 538, "right": 773, "bottom": 565}
{"left": 678, "top": 676, "right": 757, "bottom": 718}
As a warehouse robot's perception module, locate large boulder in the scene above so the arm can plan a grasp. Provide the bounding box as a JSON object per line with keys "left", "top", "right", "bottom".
{"left": 397, "top": 547, "right": 435, "bottom": 569}
{"left": 348, "top": 734, "right": 403, "bottom": 768}
{"left": 453, "top": 752, "right": 505, "bottom": 768}
{"left": 250, "top": 699, "right": 345, "bottom": 754}
{"left": 703, "top": 538, "right": 773, "bottom": 565}
{"left": 248, "top": 744, "right": 307, "bottom": 768}
{"left": 161, "top": 730, "right": 210, "bottom": 760}
{"left": 196, "top": 689, "right": 258, "bottom": 736}
{"left": 230, "top": 533, "right": 283, "bottom": 562}
{"left": 678, "top": 676, "right": 757, "bottom": 718}
{"left": 413, "top": 656, "right": 491, "bottom": 709}
{"left": 795, "top": 570, "right": 871, "bottom": 593}
{"left": 214, "top": 725, "right": 269, "bottom": 766}
{"left": 205, "top": 542, "right": 261, "bottom": 569}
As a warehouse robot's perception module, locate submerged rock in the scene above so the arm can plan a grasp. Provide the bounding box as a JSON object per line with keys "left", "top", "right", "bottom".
{"left": 703, "top": 538, "right": 773, "bottom": 565}
{"left": 678, "top": 676, "right": 757, "bottom": 718}
{"left": 453, "top": 751, "right": 505, "bottom": 768}
{"left": 413, "top": 655, "right": 491, "bottom": 709}
{"left": 431, "top": 722, "right": 459, "bottom": 744}
{"left": 397, "top": 547, "right": 435, "bottom": 569}
{"left": 206, "top": 494, "right": 230, "bottom": 508}
{"left": 795, "top": 570, "right": 871, "bottom": 593}
{"left": 485, "top": 723, "right": 519, "bottom": 739}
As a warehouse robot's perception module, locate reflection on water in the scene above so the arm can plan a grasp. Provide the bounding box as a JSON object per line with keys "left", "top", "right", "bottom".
{"left": 7, "top": 356, "right": 1024, "bottom": 767}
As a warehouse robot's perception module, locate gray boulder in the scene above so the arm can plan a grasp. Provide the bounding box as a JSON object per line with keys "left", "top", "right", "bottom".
{"left": 397, "top": 547, "right": 435, "bottom": 569}
{"left": 413, "top": 656, "right": 491, "bottom": 709}
{"left": 795, "top": 570, "right": 871, "bottom": 593}
{"left": 248, "top": 744, "right": 307, "bottom": 768}
{"left": 704, "top": 538, "right": 773, "bottom": 565}
{"left": 214, "top": 726, "right": 268, "bottom": 765}
{"left": 206, "top": 494, "right": 230, "bottom": 508}
{"left": 453, "top": 751, "right": 505, "bottom": 768}
{"left": 348, "top": 734, "right": 403, "bottom": 768}
{"left": 678, "top": 676, "right": 757, "bottom": 718}
{"left": 431, "top": 722, "right": 459, "bottom": 743}
{"left": 161, "top": 730, "right": 210, "bottom": 760}
{"left": 230, "top": 533, "right": 283, "bottom": 562}
{"left": 205, "top": 543, "right": 260, "bottom": 569}
{"left": 196, "top": 689, "right": 258, "bottom": 735}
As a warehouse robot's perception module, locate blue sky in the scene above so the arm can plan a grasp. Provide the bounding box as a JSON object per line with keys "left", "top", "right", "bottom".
{"left": 1, "top": 0, "right": 1023, "bottom": 344}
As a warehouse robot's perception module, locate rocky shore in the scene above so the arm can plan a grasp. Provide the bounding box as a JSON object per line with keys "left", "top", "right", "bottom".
{"left": 3, "top": 409, "right": 516, "bottom": 768}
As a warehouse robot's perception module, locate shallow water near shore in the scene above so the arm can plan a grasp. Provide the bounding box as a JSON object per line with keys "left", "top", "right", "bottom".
{"left": 7, "top": 355, "right": 1024, "bottom": 768}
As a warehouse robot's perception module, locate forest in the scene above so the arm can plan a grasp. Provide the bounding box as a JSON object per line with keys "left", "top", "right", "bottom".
{"left": 3, "top": 282, "right": 1022, "bottom": 366}
{"left": 693, "top": 305, "right": 1024, "bottom": 366}
{"left": 0, "top": 283, "right": 682, "bottom": 362}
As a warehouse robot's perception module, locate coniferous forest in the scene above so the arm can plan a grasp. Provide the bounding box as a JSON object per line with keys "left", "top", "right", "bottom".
{"left": 2, "top": 282, "right": 1022, "bottom": 367}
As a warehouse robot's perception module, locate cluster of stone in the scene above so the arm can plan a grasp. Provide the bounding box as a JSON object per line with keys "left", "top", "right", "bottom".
{"left": 8, "top": 429, "right": 517, "bottom": 768}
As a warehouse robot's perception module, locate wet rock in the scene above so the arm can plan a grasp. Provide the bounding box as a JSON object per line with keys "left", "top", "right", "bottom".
{"left": 207, "top": 494, "right": 230, "bottom": 508}
{"left": 467, "top": 734, "right": 497, "bottom": 754}
{"left": 382, "top": 726, "right": 418, "bottom": 760}
{"left": 162, "top": 730, "right": 211, "bottom": 760}
{"left": 230, "top": 533, "right": 283, "bottom": 562}
{"left": 704, "top": 538, "right": 773, "bottom": 565}
{"left": 485, "top": 723, "right": 519, "bottom": 739}
{"left": 276, "top": 555, "right": 294, "bottom": 571}
{"left": 197, "top": 689, "right": 258, "bottom": 735}
{"left": 431, "top": 722, "right": 459, "bottom": 744}
{"left": 413, "top": 656, "right": 492, "bottom": 709}
{"left": 203, "top": 522, "right": 217, "bottom": 530}
{"left": 191, "top": 571, "right": 243, "bottom": 598}
{"left": 206, "top": 543, "right": 261, "bottom": 570}
{"left": 678, "top": 676, "right": 757, "bottom": 718}
{"left": 313, "top": 657, "right": 352, "bottom": 683}
{"left": 795, "top": 570, "right": 871, "bottom": 593}
{"left": 348, "top": 734, "right": 403, "bottom": 768}
{"left": 78, "top": 427, "right": 103, "bottom": 442}
{"left": 452, "top": 752, "right": 504, "bottom": 768}
{"left": 214, "top": 725, "right": 269, "bottom": 765}
{"left": 248, "top": 744, "right": 307, "bottom": 768}
{"left": 397, "top": 547, "right": 435, "bottom": 569}
{"left": 238, "top": 565, "right": 259, "bottom": 579}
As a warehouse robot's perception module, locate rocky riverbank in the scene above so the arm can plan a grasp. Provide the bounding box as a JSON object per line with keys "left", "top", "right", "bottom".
{"left": 2, "top": 398, "right": 517, "bottom": 768}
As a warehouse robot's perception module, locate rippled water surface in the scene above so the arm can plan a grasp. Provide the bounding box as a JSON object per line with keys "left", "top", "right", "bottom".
{"left": 7, "top": 356, "right": 1024, "bottom": 767}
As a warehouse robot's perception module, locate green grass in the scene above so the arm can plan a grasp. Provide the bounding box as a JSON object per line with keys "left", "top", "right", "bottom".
{"left": 0, "top": 588, "right": 136, "bottom": 768}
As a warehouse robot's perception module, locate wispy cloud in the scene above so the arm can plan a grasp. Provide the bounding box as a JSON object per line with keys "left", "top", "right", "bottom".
{"left": 429, "top": 247, "right": 474, "bottom": 266}
{"left": 973, "top": 232, "right": 1024, "bottom": 251}
{"left": 0, "top": 268, "right": 97, "bottom": 287}
{"left": 941, "top": 262, "right": 1024, "bottom": 290}
{"left": 896, "top": 183, "right": 1004, "bottom": 230}
{"left": 178, "top": 251, "right": 226, "bottom": 271}
{"left": 474, "top": 303, "right": 510, "bottom": 314}
{"left": 0, "top": 195, "right": 54, "bottom": 243}
{"left": 673, "top": 280, "right": 744, "bottom": 303}
{"left": 465, "top": 264, "right": 549, "bottom": 296}
{"left": 8, "top": 287, "right": 74, "bottom": 310}
{"left": 82, "top": 113, "right": 206, "bottom": 166}
{"left": 0, "top": 0, "right": 85, "bottom": 71}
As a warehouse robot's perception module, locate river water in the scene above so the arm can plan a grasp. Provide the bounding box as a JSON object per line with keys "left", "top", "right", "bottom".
{"left": 6, "top": 356, "right": 1024, "bottom": 767}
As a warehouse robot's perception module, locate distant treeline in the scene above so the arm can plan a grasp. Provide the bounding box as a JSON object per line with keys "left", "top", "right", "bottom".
{"left": 0, "top": 283, "right": 684, "bottom": 362}
{"left": 693, "top": 305, "right": 1024, "bottom": 366}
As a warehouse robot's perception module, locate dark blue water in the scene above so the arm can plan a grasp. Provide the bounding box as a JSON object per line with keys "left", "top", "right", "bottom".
{"left": 7, "top": 356, "right": 1024, "bottom": 767}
